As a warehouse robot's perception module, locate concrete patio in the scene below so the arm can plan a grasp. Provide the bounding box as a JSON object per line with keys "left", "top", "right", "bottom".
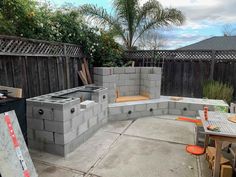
{"left": 31, "top": 115, "right": 212, "bottom": 177}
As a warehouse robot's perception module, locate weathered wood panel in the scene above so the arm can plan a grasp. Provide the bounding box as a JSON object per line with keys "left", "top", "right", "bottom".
{"left": 0, "top": 56, "right": 82, "bottom": 98}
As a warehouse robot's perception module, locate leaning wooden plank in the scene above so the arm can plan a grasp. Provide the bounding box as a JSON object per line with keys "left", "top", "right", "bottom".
{"left": 78, "top": 71, "right": 88, "bottom": 85}
{"left": 77, "top": 71, "right": 86, "bottom": 85}
{"left": 0, "top": 85, "right": 22, "bottom": 98}
{"left": 81, "top": 63, "right": 88, "bottom": 84}
{"left": 83, "top": 58, "right": 92, "bottom": 84}
{"left": 0, "top": 111, "right": 38, "bottom": 177}
{"left": 131, "top": 61, "right": 135, "bottom": 67}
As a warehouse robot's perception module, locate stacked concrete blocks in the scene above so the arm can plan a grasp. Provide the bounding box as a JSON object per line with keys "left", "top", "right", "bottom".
{"left": 108, "top": 96, "right": 228, "bottom": 121}
{"left": 94, "top": 67, "right": 116, "bottom": 103}
{"left": 140, "top": 67, "right": 162, "bottom": 99}
{"left": 94, "top": 67, "right": 162, "bottom": 103}
{"left": 115, "top": 67, "right": 140, "bottom": 97}
{"left": 27, "top": 85, "right": 108, "bottom": 156}
{"left": 108, "top": 101, "right": 169, "bottom": 121}
{"left": 168, "top": 100, "right": 217, "bottom": 117}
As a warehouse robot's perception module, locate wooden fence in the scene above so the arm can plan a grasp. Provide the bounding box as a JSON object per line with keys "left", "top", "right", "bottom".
{"left": 124, "top": 50, "right": 236, "bottom": 98}
{"left": 0, "top": 35, "right": 84, "bottom": 98}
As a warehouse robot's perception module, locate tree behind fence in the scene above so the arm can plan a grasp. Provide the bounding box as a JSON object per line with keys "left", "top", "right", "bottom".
{"left": 0, "top": 35, "right": 84, "bottom": 98}
{"left": 124, "top": 50, "right": 236, "bottom": 99}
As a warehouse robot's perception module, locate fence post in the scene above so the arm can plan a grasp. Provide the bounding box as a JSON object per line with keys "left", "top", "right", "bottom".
{"left": 64, "top": 44, "right": 70, "bottom": 88}
{"left": 152, "top": 50, "right": 155, "bottom": 66}
{"left": 210, "top": 50, "right": 216, "bottom": 80}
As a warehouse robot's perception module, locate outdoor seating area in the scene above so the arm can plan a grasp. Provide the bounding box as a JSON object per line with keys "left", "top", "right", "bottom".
{"left": 1, "top": 65, "right": 236, "bottom": 177}
{"left": 0, "top": 1, "right": 236, "bottom": 176}
{"left": 94, "top": 67, "right": 162, "bottom": 103}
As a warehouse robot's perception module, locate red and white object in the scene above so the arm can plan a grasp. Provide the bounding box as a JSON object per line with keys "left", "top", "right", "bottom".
{"left": 4, "top": 113, "right": 30, "bottom": 177}
{"left": 0, "top": 111, "right": 38, "bottom": 177}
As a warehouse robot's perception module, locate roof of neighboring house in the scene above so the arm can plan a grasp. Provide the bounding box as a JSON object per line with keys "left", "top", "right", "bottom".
{"left": 178, "top": 36, "right": 236, "bottom": 50}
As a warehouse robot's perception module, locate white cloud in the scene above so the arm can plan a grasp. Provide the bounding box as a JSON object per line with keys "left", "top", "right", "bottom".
{"left": 138, "top": 0, "right": 236, "bottom": 49}
{"left": 140, "top": 0, "right": 236, "bottom": 29}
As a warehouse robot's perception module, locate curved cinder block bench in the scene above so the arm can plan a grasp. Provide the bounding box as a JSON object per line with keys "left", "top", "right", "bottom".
{"left": 108, "top": 96, "right": 229, "bottom": 121}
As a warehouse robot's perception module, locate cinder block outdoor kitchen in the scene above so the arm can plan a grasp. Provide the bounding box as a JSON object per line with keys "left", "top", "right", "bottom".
{"left": 26, "top": 67, "right": 229, "bottom": 156}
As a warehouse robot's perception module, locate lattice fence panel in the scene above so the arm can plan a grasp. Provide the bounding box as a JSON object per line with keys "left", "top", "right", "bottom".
{"left": 124, "top": 50, "right": 236, "bottom": 62}
{"left": 0, "top": 35, "right": 83, "bottom": 57}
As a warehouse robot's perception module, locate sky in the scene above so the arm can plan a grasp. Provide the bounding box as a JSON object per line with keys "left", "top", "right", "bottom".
{"left": 41, "top": 0, "right": 236, "bottom": 49}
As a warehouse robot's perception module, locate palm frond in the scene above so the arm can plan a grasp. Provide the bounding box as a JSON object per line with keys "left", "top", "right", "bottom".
{"left": 135, "top": 0, "right": 162, "bottom": 29}
{"left": 133, "top": 5, "right": 185, "bottom": 46}
{"left": 79, "top": 4, "right": 126, "bottom": 42}
{"left": 112, "top": 0, "right": 139, "bottom": 46}
{"left": 80, "top": 0, "right": 185, "bottom": 50}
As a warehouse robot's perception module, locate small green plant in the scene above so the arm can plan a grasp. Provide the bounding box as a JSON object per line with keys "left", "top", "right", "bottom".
{"left": 203, "top": 80, "right": 234, "bottom": 103}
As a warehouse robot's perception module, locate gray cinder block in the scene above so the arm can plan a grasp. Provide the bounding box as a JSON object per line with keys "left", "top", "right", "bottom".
{"left": 162, "top": 109, "right": 169, "bottom": 115}
{"left": 44, "top": 120, "right": 71, "bottom": 133}
{"left": 176, "top": 103, "right": 190, "bottom": 110}
{"left": 83, "top": 108, "right": 93, "bottom": 122}
{"left": 44, "top": 143, "right": 66, "bottom": 156}
{"left": 32, "top": 106, "right": 53, "bottom": 120}
{"left": 53, "top": 104, "right": 80, "bottom": 122}
{"left": 26, "top": 104, "right": 33, "bottom": 117}
{"left": 35, "top": 130, "right": 54, "bottom": 143}
{"left": 64, "top": 135, "right": 84, "bottom": 156}
{"left": 94, "top": 67, "right": 113, "bottom": 75}
{"left": 88, "top": 116, "right": 98, "bottom": 128}
{"left": 27, "top": 118, "right": 44, "bottom": 130}
{"left": 72, "top": 113, "right": 84, "bottom": 130}
{"left": 114, "top": 67, "right": 125, "bottom": 74}
{"left": 123, "top": 105, "right": 134, "bottom": 113}
{"left": 189, "top": 104, "right": 204, "bottom": 111}
{"left": 109, "top": 106, "right": 122, "bottom": 115}
{"left": 134, "top": 104, "right": 147, "bottom": 111}
{"left": 158, "top": 102, "right": 168, "bottom": 109}
{"left": 78, "top": 121, "right": 88, "bottom": 135}
{"left": 153, "top": 67, "right": 162, "bottom": 74}
{"left": 147, "top": 103, "right": 158, "bottom": 111}
{"left": 93, "top": 103, "right": 100, "bottom": 116}
{"left": 168, "top": 109, "right": 182, "bottom": 115}
{"left": 153, "top": 109, "right": 163, "bottom": 116}
{"left": 81, "top": 100, "right": 95, "bottom": 109}
{"left": 108, "top": 113, "right": 128, "bottom": 121}
{"left": 54, "top": 130, "right": 77, "bottom": 145}
{"left": 141, "top": 67, "right": 153, "bottom": 74}
{"left": 148, "top": 74, "right": 159, "bottom": 81}
{"left": 125, "top": 67, "right": 136, "bottom": 73}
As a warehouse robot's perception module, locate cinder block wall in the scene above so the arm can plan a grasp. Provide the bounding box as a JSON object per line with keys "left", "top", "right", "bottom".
{"left": 27, "top": 86, "right": 108, "bottom": 156}
{"left": 114, "top": 67, "right": 140, "bottom": 97}
{"left": 140, "top": 67, "right": 162, "bottom": 99}
{"left": 94, "top": 67, "right": 162, "bottom": 103}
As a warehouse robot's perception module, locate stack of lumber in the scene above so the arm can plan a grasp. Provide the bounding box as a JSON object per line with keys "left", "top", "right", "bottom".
{"left": 206, "top": 147, "right": 232, "bottom": 177}
{"left": 78, "top": 58, "right": 92, "bottom": 85}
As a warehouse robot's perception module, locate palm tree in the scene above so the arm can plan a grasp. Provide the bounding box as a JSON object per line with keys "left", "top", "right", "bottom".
{"left": 79, "top": 0, "right": 185, "bottom": 50}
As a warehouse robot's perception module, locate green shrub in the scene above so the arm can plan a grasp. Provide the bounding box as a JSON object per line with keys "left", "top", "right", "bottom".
{"left": 0, "top": 1, "right": 124, "bottom": 67}
{"left": 203, "top": 80, "right": 234, "bottom": 103}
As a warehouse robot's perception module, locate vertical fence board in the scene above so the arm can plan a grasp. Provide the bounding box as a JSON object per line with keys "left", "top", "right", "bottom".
{"left": 56, "top": 57, "right": 66, "bottom": 90}
{"left": 26, "top": 56, "right": 41, "bottom": 97}
{"left": 124, "top": 50, "right": 236, "bottom": 99}
{"left": 0, "top": 35, "right": 83, "bottom": 98}
{"left": 37, "top": 57, "right": 50, "bottom": 95}
{"left": 48, "top": 57, "right": 60, "bottom": 93}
